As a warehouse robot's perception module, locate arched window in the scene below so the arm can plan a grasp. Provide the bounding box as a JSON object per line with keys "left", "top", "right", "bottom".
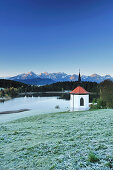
{"left": 80, "top": 97, "right": 84, "bottom": 106}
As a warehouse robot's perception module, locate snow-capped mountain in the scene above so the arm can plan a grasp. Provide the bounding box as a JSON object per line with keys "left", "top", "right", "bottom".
{"left": 6, "top": 71, "right": 113, "bottom": 85}
{"left": 9, "top": 71, "right": 38, "bottom": 80}
{"left": 39, "top": 72, "right": 71, "bottom": 81}
{"left": 81, "top": 74, "right": 103, "bottom": 83}
{"left": 38, "top": 72, "right": 113, "bottom": 83}
{"left": 82, "top": 74, "right": 113, "bottom": 83}
{"left": 8, "top": 71, "right": 55, "bottom": 85}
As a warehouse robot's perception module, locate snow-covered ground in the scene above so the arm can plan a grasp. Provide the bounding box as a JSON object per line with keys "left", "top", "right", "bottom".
{"left": 0, "top": 109, "right": 113, "bottom": 169}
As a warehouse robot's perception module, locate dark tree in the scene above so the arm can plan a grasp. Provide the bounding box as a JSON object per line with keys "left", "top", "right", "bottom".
{"left": 100, "top": 79, "right": 113, "bottom": 108}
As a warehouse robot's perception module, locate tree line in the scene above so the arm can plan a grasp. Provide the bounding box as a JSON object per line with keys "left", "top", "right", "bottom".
{"left": 0, "top": 79, "right": 113, "bottom": 108}
{"left": 0, "top": 80, "right": 99, "bottom": 97}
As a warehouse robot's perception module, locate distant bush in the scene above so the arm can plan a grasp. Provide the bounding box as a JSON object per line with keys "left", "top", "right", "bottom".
{"left": 88, "top": 152, "right": 99, "bottom": 163}
{"left": 105, "top": 161, "right": 113, "bottom": 168}
{"left": 55, "top": 105, "right": 60, "bottom": 109}
{"left": 92, "top": 98, "right": 97, "bottom": 104}
{"left": 0, "top": 89, "right": 5, "bottom": 97}
{"left": 90, "top": 98, "right": 106, "bottom": 109}
{"left": 97, "top": 98, "right": 106, "bottom": 109}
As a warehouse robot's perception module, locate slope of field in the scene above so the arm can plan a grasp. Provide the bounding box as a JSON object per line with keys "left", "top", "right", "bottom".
{"left": 0, "top": 110, "right": 113, "bottom": 169}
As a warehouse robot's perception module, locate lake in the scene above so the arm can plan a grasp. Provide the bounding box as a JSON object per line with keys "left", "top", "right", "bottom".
{"left": 0, "top": 92, "right": 98, "bottom": 123}
{"left": 0, "top": 93, "right": 70, "bottom": 123}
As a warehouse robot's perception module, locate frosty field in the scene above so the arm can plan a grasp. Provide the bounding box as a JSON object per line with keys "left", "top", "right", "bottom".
{"left": 0, "top": 109, "right": 113, "bottom": 169}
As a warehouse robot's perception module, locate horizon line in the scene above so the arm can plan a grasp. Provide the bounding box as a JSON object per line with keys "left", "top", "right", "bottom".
{"left": 0, "top": 71, "right": 113, "bottom": 78}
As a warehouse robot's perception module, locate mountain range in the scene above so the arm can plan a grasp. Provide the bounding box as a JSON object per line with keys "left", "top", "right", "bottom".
{"left": 1, "top": 71, "right": 113, "bottom": 85}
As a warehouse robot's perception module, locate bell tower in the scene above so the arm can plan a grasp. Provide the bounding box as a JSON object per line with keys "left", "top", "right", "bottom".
{"left": 78, "top": 69, "right": 81, "bottom": 82}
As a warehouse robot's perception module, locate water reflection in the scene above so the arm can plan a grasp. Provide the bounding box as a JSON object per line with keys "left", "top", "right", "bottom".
{"left": 0, "top": 96, "right": 70, "bottom": 123}
{"left": 19, "top": 92, "right": 99, "bottom": 102}
{"left": 0, "top": 92, "right": 99, "bottom": 123}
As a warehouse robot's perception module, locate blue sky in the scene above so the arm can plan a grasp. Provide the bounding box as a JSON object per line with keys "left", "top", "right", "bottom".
{"left": 0, "top": 0, "right": 113, "bottom": 77}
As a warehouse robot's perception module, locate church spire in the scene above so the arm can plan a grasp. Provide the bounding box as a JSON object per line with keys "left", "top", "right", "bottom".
{"left": 78, "top": 69, "right": 81, "bottom": 82}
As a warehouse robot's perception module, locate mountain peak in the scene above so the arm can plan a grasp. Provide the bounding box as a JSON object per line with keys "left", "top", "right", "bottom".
{"left": 90, "top": 74, "right": 100, "bottom": 77}
{"left": 28, "top": 71, "right": 33, "bottom": 73}
{"left": 9, "top": 71, "right": 38, "bottom": 80}
{"left": 43, "top": 72, "right": 49, "bottom": 75}
{"left": 27, "top": 71, "right": 36, "bottom": 75}
{"left": 8, "top": 71, "right": 113, "bottom": 84}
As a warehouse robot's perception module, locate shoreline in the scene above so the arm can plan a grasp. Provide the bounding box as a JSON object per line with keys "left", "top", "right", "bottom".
{"left": 0, "top": 109, "right": 30, "bottom": 114}
{"left": 0, "top": 97, "right": 11, "bottom": 102}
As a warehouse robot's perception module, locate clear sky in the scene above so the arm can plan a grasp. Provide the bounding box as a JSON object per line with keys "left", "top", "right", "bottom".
{"left": 0, "top": 0, "right": 113, "bottom": 77}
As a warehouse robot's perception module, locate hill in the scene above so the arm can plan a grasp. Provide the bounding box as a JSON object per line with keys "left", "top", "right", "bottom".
{"left": 0, "top": 109, "right": 112, "bottom": 169}
{"left": 0, "top": 79, "right": 28, "bottom": 88}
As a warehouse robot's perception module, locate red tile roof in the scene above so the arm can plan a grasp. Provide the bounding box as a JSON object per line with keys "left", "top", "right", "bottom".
{"left": 70, "top": 86, "right": 89, "bottom": 94}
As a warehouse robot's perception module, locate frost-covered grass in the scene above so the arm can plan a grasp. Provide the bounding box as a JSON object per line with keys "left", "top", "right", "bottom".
{"left": 0, "top": 109, "right": 113, "bottom": 169}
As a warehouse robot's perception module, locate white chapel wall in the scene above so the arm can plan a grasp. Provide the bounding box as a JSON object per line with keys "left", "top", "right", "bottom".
{"left": 70, "top": 94, "right": 89, "bottom": 111}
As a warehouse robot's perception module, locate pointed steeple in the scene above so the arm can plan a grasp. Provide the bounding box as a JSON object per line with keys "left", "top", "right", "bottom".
{"left": 78, "top": 69, "right": 81, "bottom": 82}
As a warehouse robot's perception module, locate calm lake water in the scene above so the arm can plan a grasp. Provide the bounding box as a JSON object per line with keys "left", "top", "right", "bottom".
{"left": 0, "top": 94, "right": 70, "bottom": 123}
{"left": 0, "top": 92, "right": 98, "bottom": 123}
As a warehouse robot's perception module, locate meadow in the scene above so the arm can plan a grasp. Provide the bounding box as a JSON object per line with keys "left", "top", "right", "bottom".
{"left": 0, "top": 109, "right": 113, "bottom": 169}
